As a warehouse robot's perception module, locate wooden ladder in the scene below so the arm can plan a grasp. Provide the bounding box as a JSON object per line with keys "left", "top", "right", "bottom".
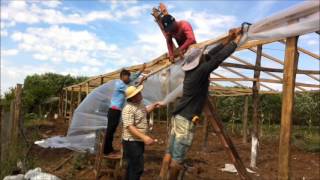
{"left": 94, "top": 130, "right": 122, "bottom": 180}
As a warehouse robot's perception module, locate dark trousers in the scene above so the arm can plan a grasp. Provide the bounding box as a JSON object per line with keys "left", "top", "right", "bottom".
{"left": 123, "top": 140, "right": 145, "bottom": 180}
{"left": 104, "top": 108, "right": 121, "bottom": 154}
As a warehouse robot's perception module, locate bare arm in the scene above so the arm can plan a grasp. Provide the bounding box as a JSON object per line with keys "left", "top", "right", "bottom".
{"left": 128, "top": 125, "right": 154, "bottom": 145}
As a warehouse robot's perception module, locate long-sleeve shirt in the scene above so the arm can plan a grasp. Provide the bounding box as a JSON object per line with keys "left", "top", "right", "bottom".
{"left": 165, "top": 20, "right": 196, "bottom": 58}
{"left": 172, "top": 41, "right": 238, "bottom": 120}
{"left": 110, "top": 72, "right": 141, "bottom": 110}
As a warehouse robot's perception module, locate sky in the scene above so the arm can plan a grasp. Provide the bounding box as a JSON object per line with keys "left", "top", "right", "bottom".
{"left": 1, "top": 0, "right": 319, "bottom": 94}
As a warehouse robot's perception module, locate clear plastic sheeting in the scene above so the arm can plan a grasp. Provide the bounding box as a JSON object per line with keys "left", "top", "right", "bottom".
{"left": 247, "top": 1, "right": 320, "bottom": 41}
{"left": 36, "top": 60, "right": 187, "bottom": 153}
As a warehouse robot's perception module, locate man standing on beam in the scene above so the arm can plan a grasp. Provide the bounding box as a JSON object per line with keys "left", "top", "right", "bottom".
{"left": 156, "top": 28, "right": 244, "bottom": 180}
{"left": 159, "top": 3, "right": 196, "bottom": 62}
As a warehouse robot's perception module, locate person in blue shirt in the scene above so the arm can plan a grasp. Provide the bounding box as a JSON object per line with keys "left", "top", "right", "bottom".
{"left": 104, "top": 64, "right": 146, "bottom": 155}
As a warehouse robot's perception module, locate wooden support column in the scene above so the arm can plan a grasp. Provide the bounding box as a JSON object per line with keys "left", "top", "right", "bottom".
{"left": 278, "top": 36, "right": 299, "bottom": 180}
{"left": 242, "top": 96, "right": 249, "bottom": 143}
{"left": 11, "top": 84, "right": 22, "bottom": 145}
{"left": 202, "top": 114, "right": 209, "bottom": 151}
{"left": 204, "top": 98, "right": 251, "bottom": 180}
{"left": 64, "top": 89, "right": 68, "bottom": 122}
{"left": 86, "top": 82, "right": 90, "bottom": 95}
{"left": 250, "top": 45, "right": 262, "bottom": 168}
{"left": 100, "top": 77, "right": 104, "bottom": 85}
{"left": 78, "top": 85, "right": 82, "bottom": 106}
{"left": 70, "top": 87, "right": 74, "bottom": 122}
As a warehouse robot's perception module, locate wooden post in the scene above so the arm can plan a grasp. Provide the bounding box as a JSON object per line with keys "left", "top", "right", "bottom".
{"left": 100, "top": 77, "right": 104, "bottom": 85}
{"left": 202, "top": 115, "right": 209, "bottom": 151}
{"left": 78, "top": 85, "right": 82, "bottom": 106}
{"left": 86, "top": 82, "right": 90, "bottom": 95}
{"left": 64, "top": 89, "right": 68, "bottom": 121}
{"left": 11, "top": 84, "right": 22, "bottom": 144}
{"left": 204, "top": 98, "right": 251, "bottom": 180}
{"left": 242, "top": 96, "right": 249, "bottom": 143}
{"left": 250, "top": 45, "right": 262, "bottom": 168}
{"left": 278, "top": 36, "right": 299, "bottom": 180}
{"left": 70, "top": 87, "right": 74, "bottom": 122}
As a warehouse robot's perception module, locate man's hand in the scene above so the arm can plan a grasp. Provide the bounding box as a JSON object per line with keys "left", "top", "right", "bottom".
{"left": 143, "top": 136, "right": 155, "bottom": 145}
{"left": 178, "top": 49, "right": 184, "bottom": 60}
{"left": 155, "top": 101, "right": 166, "bottom": 108}
{"left": 169, "top": 56, "right": 175, "bottom": 63}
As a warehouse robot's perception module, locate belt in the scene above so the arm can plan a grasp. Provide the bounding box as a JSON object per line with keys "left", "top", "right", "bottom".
{"left": 111, "top": 106, "right": 121, "bottom": 111}
{"left": 122, "top": 138, "right": 141, "bottom": 142}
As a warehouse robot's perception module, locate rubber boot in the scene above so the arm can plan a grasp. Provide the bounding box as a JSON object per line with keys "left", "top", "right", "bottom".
{"left": 168, "top": 160, "right": 183, "bottom": 180}
{"left": 159, "top": 154, "right": 172, "bottom": 180}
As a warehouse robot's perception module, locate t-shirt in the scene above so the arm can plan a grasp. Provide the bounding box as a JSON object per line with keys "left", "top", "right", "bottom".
{"left": 172, "top": 42, "right": 238, "bottom": 120}
{"left": 122, "top": 102, "right": 148, "bottom": 141}
{"left": 165, "top": 20, "right": 196, "bottom": 58}
{"left": 109, "top": 72, "right": 141, "bottom": 110}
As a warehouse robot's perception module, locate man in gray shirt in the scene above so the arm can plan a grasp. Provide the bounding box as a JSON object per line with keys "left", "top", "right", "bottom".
{"left": 157, "top": 28, "right": 244, "bottom": 180}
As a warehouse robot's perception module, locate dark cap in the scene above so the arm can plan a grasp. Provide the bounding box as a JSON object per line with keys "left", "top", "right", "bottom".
{"left": 161, "top": 14, "right": 176, "bottom": 32}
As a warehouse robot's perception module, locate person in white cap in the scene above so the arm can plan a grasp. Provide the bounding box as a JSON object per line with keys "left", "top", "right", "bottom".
{"left": 156, "top": 28, "right": 244, "bottom": 180}
{"left": 122, "top": 85, "right": 159, "bottom": 180}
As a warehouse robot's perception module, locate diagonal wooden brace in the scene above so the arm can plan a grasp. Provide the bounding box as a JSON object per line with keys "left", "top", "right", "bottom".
{"left": 203, "top": 98, "right": 251, "bottom": 180}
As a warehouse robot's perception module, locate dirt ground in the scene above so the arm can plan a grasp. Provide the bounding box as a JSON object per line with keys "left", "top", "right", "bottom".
{"left": 28, "top": 118, "right": 320, "bottom": 180}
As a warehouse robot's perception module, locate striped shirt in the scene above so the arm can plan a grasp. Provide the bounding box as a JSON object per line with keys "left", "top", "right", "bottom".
{"left": 122, "top": 102, "right": 148, "bottom": 141}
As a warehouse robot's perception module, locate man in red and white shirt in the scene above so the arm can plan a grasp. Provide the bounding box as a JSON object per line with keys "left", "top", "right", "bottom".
{"left": 161, "top": 14, "right": 196, "bottom": 62}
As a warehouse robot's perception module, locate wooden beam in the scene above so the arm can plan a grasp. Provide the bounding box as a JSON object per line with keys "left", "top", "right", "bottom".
{"left": 210, "top": 77, "right": 320, "bottom": 88}
{"left": 221, "top": 66, "right": 276, "bottom": 91}
{"left": 249, "top": 48, "right": 319, "bottom": 82}
{"left": 250, "top": 45, "right": 262, "bottom": 168}
{"left": 278, "top": 36, "right": 299, "bottom": 180}
{"left": 11, "top": 84, "right": 22, "bottom": 146}
{"left": 204, "top": 99, "right": 251, "bottom": 180}
{"left": 64, "top": 89, "right": 68, "bottom": 121}
{"left": 86, "top": 82, "right": 89, "bottom": 95}
{"left": 70, "top": 87, "right": 74, "bottom": 123}
{"left": 221, "top": 61, "right": 320, "bottom": 75}
{"left": 211, "top": 72, "right": 246, "bottom": 88}
{"left": 279, "top": 40, "right": 320, "bottom": 60}
{"left": 78, "top": 85, "right": 82, "bottom": 105}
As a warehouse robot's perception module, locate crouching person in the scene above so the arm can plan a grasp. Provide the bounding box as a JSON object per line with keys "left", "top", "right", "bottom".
{"left": 122, "top": 85, "right": 158, "bottom": 180}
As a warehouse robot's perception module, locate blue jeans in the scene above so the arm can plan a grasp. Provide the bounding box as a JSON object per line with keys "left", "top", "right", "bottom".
{"left": 123, "top": 140, "right": 145, "bottom": 180}
{"left": 166, "top": 115, "right": 195, "bottom": 163}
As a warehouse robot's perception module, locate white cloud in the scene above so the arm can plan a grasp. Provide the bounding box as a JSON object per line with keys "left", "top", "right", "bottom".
{"left": 11, "top": 25, "right": 117, "bottom": 66}
{"left": 41, "top": 0, "right": 61, "bottom": 8}
{"left": 173, "top": 10, "right": 237, "bottom": 41}
{"left": 1, "top": 1, "right": 151, "bottom": 27}
{"left": 1, "top": 49, "right": 18, "bottom": 57}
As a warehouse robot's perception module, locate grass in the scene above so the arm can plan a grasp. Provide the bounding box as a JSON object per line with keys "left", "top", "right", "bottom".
{"left": 224, "top": 122, "right": 320, "bottom": 152}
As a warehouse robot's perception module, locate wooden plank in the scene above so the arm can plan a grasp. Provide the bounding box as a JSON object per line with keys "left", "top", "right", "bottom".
{"left": 221, "top": 61, "right": 320, "bottom": 75}
{"left": 249, "top": 48, "right": 319, "bottom": 82}
{"left": 70, "top": 87, "right": 74, "bottom": 123}
{"left": 64, "top": 89, "right": 68, "bottom": 121}
{"left": 210, "top": 78, "right": 320, "bottom": 88}
{"left": 242, "top": 96, "right": 249, "bottom": 143}
{"left": 204, "top": 99, "right": 251, "bottom": 180}
{"left": 250, "top": 45, "right": 261, "bottom": 168}
{"left": 278, "top": 36, "right": 299, "bottom": 180}
{"left": 78, "top": 85, "right": 82, "bottom": 105}
{"left": 86, "top": 82, "right": 89, "bottom": 95}
{"left": 221, "top": 66, "right": 276, "bottom": 91}
{"left": 279, "top": 40, "right": 320, "bottom": 60}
